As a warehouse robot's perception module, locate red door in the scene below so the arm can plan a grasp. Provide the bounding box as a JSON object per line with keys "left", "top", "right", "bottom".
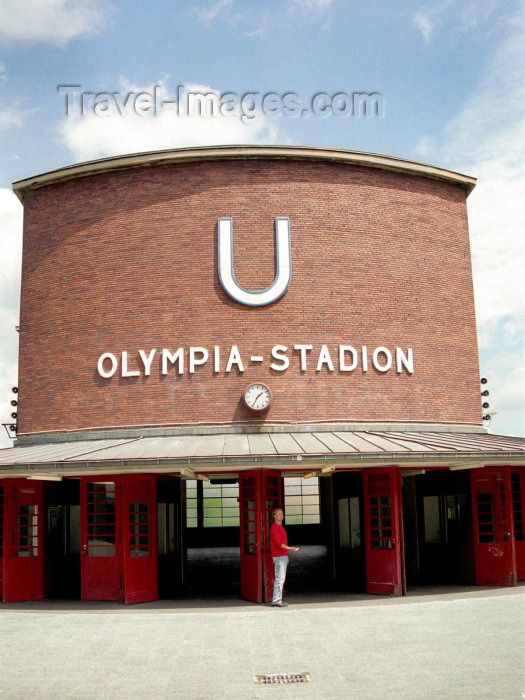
{"left": 0, "top": 481, "right": 4, "bottom": 598}
{"left": 3, "top": 479, "right": 44, "bottom": 602}
{"left": 239, "top": 470, "right": 282, "bottom": 603}
{"left": 363, "top": 468, "right": 404, "bottom": 596}
{"left": 123, "top": 474, "right": 158, "bottom": 604}
{"left": 511, "top": 470, "right": 525, "bottom": 581}
{"left": 81, "top": 477, "right": 123, "bottom": 600}
{"left": 471, "top": 467, "right": 516, "bottom": 586}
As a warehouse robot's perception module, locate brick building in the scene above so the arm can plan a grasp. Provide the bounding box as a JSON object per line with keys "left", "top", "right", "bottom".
{"left": 1, "top": 145, "right": 524, "bottom": 603}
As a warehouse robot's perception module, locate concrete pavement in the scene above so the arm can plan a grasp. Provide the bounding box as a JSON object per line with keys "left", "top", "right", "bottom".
{"left": 0, "top": 586, "right": 524, "bottom": 699}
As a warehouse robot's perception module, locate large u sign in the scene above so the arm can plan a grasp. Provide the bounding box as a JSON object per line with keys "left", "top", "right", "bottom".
{"left": 217, "top": 217, "right": 292, "bottom": 307}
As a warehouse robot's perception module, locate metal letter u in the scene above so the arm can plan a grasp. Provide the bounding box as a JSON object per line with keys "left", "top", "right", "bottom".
{"left": 217, "top": 217, "right": 292, "bottom": 307}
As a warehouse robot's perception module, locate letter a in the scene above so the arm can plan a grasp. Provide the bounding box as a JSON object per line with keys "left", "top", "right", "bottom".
{"left": 217, "top": 217, "right": 292, "bottom": 306}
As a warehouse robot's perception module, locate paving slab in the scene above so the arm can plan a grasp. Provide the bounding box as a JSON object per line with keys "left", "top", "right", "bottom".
{"left": 0, "top": 586, "right": 523, "bottom": 699}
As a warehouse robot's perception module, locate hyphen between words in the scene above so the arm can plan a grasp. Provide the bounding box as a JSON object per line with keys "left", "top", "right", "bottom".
{"left": 97, "top": 344, "right": 414, "bottom": 379}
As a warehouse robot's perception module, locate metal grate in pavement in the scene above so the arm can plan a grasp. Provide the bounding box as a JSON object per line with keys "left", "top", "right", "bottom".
{"left": 254, "top": 672, "right": 311, "bottom": 684}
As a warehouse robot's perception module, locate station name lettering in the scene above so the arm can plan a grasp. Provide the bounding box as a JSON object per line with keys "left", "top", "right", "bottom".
{"left": 97, "top": 345, "right": 414, "bottom": 379}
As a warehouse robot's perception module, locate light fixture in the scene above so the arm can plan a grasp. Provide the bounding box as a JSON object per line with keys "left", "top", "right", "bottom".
{"left": 303, "top": 471, "right": 317, "bottom": 479}
{"left": 449, "top": 464, "right": 484, "bottom": 472}
{"left": 179, "top": 468, "right": 194, "bottom": 478}
{"left": 482, "top": 402, "right": 489, "bottom": 409}
{"left": 28, "top": 474, "right": 63, "bottom": 481}
{"left": 11, "top": 399, "right": 17, "bottom": 406}
{"left": 12, "top": 386, "right": 18, "bottom": 393}
{"left": 480, "top": 378, "right": 487, "bottom": 384}
{"left": 321, "top": 465, "right": 335, "bottom": 474}
{"left": 481, "top": 390, "right": 489, "bottom": 397}
{"left": 195, "top": 474, "right": 209, "bottom": 481}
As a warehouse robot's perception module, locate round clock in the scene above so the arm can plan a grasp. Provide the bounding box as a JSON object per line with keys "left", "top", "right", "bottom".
{"left": 243, "top": 382, "right": 272, "bottom": 412}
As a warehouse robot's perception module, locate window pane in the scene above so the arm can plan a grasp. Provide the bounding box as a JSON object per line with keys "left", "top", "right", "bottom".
{"left": 187, "top": 480, "right": 240, "bottom": 527}
{"left": 284, "top": 477, "right": 320, "bottom": 525}
{"left": 285, "top": 515, "right": 302, "bottom": 525}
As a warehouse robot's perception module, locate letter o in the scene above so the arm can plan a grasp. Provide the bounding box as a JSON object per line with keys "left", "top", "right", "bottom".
{"left": 372, "top": 347, "right": 392, "bottom": 372}
{"left": 331, "top": 92, "right": 352, "bottom": 117}
{"left": 97, "top": 352, "right": 118, "bottom": 378}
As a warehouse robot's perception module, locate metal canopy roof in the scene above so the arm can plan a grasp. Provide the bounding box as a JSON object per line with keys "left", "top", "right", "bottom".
{"left": 0, "top": 430, "right": 523, "bottom": 477}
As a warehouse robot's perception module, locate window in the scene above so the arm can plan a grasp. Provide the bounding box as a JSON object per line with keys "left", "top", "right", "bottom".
{"left": 203, "top": 482, "right": 239, "bottom": 527}
{"left": 129, "top": 503, "right": 150, "bottom": 557}
{"left": 186, "top": 480, "right": 198, "bottom": 528}
{"left": 17, "top": 504, "right": 38, "bottom": 557}
{"left": 424, "top": 494, "right": 469, "bottom": 544}
{"left": 186, "top": 480, "right": 240, "bottom": 528}
{"left": 87, "top": 481, "right": 116, "bottom": 557}
{"left": 512, "top": 472, "right": 524, "bottom": 542}
{"left": 284, "top": 477, "right": 320, "bottom": 525}
{"left": 338, "top": 497, "right": 360, "bottom": 548}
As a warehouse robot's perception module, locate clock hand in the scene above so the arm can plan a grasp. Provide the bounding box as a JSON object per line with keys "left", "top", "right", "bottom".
{"left": 254, "top": 392, "right": 263, "bottom": 404}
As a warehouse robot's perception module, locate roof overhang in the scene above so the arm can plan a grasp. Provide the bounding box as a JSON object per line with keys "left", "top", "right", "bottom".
{"left": 0, "top": 429, "right": 522, "bottom": 479}
{"left": 12, "top": 145, "right": 477, "bottom": 201}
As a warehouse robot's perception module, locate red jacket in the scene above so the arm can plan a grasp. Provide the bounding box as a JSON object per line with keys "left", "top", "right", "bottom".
{"left": 270, "top": 522, "right": 288, "bottom": 557}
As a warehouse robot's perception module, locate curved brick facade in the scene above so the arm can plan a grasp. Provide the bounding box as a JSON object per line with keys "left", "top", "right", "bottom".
{"left": 15, "top": 148, "right": 482, "bottom": 436}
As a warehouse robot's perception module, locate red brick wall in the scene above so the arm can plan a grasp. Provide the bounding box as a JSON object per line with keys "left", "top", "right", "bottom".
{"left": 17, "top": 157, "right": 482, "bottom": 435}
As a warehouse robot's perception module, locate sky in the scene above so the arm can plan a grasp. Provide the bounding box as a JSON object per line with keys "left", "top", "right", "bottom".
{"left": 0, "top": 0, "right": 523, "bottom": 447}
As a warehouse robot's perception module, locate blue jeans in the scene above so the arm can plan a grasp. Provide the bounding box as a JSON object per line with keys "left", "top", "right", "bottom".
{"left": 272, "top": 556, "right": 289, "bottom": 604}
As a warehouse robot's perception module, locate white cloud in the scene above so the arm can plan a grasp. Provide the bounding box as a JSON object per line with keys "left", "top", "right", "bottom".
{"left": 0, "top": 0, "right": 108, "bottom": 46}
{"left": 197, "top": 0, "right": 234, "bottom": 24}
{"left": 441, "top": 3, "right": 525, "bottom": 337}
{"left": 196, "top": 0, "right": 333, "bottom": 33}
{"left": 413, "top": 0, "right": 503, "bottom": 41}
{"left": 413, "top": 10, "right": 434, "bottom": 40}
{"left": 479, "top": 351, "right": 525, "bottom": 436}
{"left": 293, "top": 0, "right": 333, "bottom": 11}
{"left": 58, "top": 80, "right": 282, "bottom": 162}
{"left": 0, "top": 188, "right": 22, "bottom": 449}
{"left": 288, "top": 0, "right": 334, "bottom": 21}
{"left": 438, "top": 2, "right": 525, "bottom": 435}
{"left": 0, "top": 103, "right": 35, "bottom": 128}
{"left": 414, "top": 135, "right": 434, "bottom": 158}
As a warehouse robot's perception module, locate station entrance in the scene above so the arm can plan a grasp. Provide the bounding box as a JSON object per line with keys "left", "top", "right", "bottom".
{"left": 1, "top": 465, "right": 523, "bottom": 604}
{"left": 183, "top": 471, "right": 330, "bottom": 602}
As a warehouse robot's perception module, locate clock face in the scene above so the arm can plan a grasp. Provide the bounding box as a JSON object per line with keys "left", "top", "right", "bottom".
{"left": 243, "top": 383, "right": 272, "bottom": 412}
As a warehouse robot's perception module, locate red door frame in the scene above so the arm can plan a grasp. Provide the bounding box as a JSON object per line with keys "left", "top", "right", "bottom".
{"left": 81, "top": 476, "right": 124, "bottom": 601}
{"left": 471, "top": 466, "right": 516, "bottom": 586}
{"left": 239, "top": 470, "right": 282, "bottom": 603}
{"left": 262, "top": 473, "right": 283, "bottom": 602}
{"left": 123, "top": 474, "right": 158, "bottom": 604}
{"left": 2, "top": 478, "right": 44, "bottom": 603}
{"left": 240, "top": 471, "right": 262, "bottom": 602}
{"left": 363, "top": 467, "right": 404, "bottom": 596}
